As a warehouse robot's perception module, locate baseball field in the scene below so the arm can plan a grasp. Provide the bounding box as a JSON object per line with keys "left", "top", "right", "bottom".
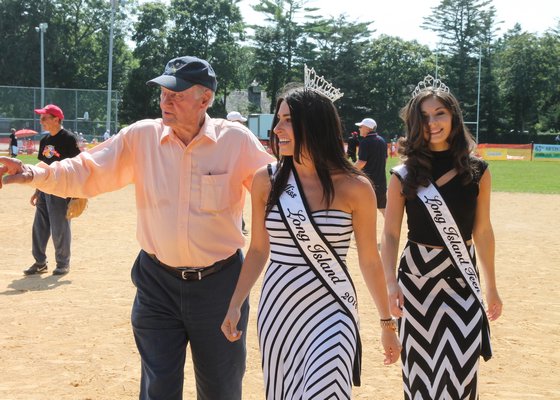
{"left": 1, "top": 158, "right": 559, "bottom": 399}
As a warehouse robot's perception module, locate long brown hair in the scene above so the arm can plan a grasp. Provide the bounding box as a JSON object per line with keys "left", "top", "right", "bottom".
{"left": 398, "top": 89, "right": 476, "bottom": 199}
{"left": 265, "top": 87, "right": 362, "bottom": 215}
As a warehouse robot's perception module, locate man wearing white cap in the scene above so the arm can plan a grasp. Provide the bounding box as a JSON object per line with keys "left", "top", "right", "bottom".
{"left": 354, "top": 117, "right": 387, "bottom": 216}
{"left": 226, "top": 111, "right": 247, "bottom": 123}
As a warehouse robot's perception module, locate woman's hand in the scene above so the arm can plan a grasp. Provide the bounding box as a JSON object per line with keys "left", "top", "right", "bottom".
{"left": 387, "top": 281, "right": 404, "bottom": 318}
{"left": 221, "top": 306, "right": 243, "bottom": 342}
{"left": 381, "top": 328, "right": 401, "bottom": 365}
{"left": 485, "top": 288, "right": 503, "bottom": 321}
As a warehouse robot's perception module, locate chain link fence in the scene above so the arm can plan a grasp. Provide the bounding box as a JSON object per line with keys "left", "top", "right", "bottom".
{"left": 0, "top": 85, "right": 118, "bottom": 145}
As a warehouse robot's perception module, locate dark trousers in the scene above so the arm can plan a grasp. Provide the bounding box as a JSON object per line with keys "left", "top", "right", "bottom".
{"left": 32, "top": 191, "right": 71, "bottom": 268}
{"left": 131, "top": 250, "right": 249, "bottom": 400}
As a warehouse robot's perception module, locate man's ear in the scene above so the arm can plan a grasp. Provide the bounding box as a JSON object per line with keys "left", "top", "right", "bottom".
{"left": 200, "top": 89, "right": 212, "bottom": 107}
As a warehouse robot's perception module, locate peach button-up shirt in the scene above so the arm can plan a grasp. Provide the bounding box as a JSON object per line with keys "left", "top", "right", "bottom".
{"left": 29, "top": 115, "right": 274, "bottom": 267}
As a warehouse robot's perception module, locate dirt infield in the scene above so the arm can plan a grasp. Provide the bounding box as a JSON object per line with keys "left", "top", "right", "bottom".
{"left": 1, "top": 185, "right": 559, "bottom": 399}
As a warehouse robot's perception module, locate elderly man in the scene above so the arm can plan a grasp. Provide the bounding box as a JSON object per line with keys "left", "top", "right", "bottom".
{"left": 0, "top": 56, "right": 273, "bottom": 400}
{"left": 354, "top": 117, "right": 387, "bottom": 216}
{"left": 25, "top": 104, "right": 81, "bottom": 276}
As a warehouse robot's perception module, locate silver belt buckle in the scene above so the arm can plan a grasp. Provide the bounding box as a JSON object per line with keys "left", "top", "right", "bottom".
{"left": 182, "top": 268, "right": 203, "bottom": 280}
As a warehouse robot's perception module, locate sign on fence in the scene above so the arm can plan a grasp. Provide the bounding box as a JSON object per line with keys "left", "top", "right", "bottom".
{"left": 476, "top": 143, "right": 532, "bottom": 161}
{"left": 533, "top": 144, "right": 560, "bottom": 161}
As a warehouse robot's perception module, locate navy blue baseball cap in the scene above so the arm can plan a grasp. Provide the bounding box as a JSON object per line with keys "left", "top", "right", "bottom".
{"left": 147, "top": 56, "right": 217, "bottom": 92}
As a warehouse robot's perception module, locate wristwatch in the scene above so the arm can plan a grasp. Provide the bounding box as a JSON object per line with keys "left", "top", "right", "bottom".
{"left": 380, "top": 318, "right": 398, "bottom": 332}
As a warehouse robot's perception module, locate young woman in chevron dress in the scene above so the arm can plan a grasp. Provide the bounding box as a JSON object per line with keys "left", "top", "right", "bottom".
{"left": 381, "top": 78, "right": 503, "bottom": 399}
{"left": 222, "top": 87, "right": 401, "bottom": 399}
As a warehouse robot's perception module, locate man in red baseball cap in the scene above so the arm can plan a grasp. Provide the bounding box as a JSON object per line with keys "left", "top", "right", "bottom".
{"left": 34, "top": 104, "right": 65, "bottom": 121}
{"left": 22, "top": 104, "right": 80, "bottom": 276}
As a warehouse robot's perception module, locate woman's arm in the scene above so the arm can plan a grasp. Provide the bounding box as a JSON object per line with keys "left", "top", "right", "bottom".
{"left": 472, "top": 169, "right": 503, "bottom": 321}
{"left": 380, "top": 174, "right": 406, "bottom": 317}
{"left": 221, "top": 167, "right": 271, "bottom": 341}
{"left": 351, "top": 176, "right": 400, "bottom": 365}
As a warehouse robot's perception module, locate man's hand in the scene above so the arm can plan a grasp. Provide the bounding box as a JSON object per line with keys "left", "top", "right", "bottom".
{"left": 0, "top": 156, "right": 34, "bottom": 188}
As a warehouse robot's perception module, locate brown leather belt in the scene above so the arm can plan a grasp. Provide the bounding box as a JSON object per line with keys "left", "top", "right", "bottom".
{"left": 146, "top": 250, "right": 240, "bottom": 281}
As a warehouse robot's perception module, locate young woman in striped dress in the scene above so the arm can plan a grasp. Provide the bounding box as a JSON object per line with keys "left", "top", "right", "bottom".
{"left": 221, "top": 87, "right": 400, "bottom": 399}
{"left": 381, "top": 77, "right": 503, "bottom": 399}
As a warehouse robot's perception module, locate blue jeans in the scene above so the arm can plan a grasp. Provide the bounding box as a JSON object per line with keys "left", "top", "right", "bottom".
{"left": 131, "top": 250, "right": 248, "bottom": 400}
{"left": 31, "top": 191, "right": 71, "bottom": 268}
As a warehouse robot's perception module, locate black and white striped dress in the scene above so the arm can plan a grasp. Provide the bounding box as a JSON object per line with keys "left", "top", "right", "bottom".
{"left": 258, "top": 206, "right": 356, "bottom": 400}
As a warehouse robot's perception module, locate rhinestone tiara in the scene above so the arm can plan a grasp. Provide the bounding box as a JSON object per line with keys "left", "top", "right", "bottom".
{"left": 304, "top": 64, "right": 344, "bottom": 102}
{"left": 411, "top": 75, "right": 450, "bottom": 98}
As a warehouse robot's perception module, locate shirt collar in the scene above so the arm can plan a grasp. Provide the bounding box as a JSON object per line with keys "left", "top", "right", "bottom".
{"left": 160, "top": 114, "right": 216, "bottom": 145}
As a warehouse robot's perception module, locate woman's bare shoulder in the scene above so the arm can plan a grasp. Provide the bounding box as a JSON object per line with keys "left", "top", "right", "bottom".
{"left": 332, "top": 173, "right": 375, "bottom": 210}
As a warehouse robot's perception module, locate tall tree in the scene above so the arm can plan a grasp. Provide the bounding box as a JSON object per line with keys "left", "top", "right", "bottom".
{"left": 476, "top": 11, "right": 501, "bottom": 142}
{"left": 362, "top": 35, "right": 434, "bottom": 136}
{"left": 251, "top": 0, "right": 319, "bottom": 111}
{"left": 121, "top": 1, "right": 169, "bottom": 124}
{"left": 495, "top": 25, "right": 551, "bottom": 136}
{"left": 534, "top": 28, "right": 560, "bottom": 133}
{"left": 305, "top": 15, "right": 373, "bottom": 132}
{"left": 167, "top": 0, "right": 245, "bottom": 117}
{"left": 422, "top": 0, "right": 498, "bottom": 124}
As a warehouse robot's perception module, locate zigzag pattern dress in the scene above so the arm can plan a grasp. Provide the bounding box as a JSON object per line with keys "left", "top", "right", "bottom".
{"left": 258, "top": 206, "right": 356, "bottom": 400}
{"left": 399, "top": 242, "right": 482, "bottom": 399}
{"left": 396, "top": 152, "right": 488, "bottom": 399}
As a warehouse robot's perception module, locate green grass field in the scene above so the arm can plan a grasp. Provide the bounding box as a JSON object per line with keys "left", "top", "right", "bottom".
{"left": 8, "top": 154, "right": 560, "bottom": 195}
{"left": 385, "top": 157, "right": 560, "bottom": 194}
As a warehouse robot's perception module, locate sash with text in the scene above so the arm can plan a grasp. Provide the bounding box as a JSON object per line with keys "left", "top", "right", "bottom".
{"left": 393, "top": 164, "right": 492, "bottom": 361}
{"left": 271, "top": 163, "right": 363, "bottom": 385}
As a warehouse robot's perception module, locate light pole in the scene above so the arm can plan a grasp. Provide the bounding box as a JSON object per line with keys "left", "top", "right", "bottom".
{"left": 475, "top": 45, "right": 482, "bottom": 144}
{"left": 434, "top": 39, "right": 443, "bottom": 80}
{"left": 105, "top": 0, "right": 117, "bottom": 134}
{"left": 35, "top": 22, "right": 48, "bottom": 107}
{"left": 435, "top": 45, "right": 439, "bottom": 80}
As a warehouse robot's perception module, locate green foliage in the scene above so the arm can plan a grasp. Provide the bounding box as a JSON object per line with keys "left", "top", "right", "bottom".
{"left": 306, "top": 15, "right": 373, "bottom": 132}
{"left": 167, "top": 0, "right": 245, "bottom": 117}
{"left": 495, "top": 26, "right": 541, "bottom": 135}
{"left": 422, "top": 0, "right": 498, "bottom": 125}
{"left": 120, "top": 1, "right": 169, "bottom": 124}
{"left": 361, "top": 36, "right": 433, "bottom": 137}
{"left": 0, "top": 0, "right": 133, "bottom": 91}
{"left": 251, "top": 0, "right": 321, "bottom": 111}
{"left": 1, "top": 0, "right": 559, "bottom": 138}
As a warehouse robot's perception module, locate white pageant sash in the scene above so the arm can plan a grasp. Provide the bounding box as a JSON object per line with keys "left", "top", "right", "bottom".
{"left": 271, "top": 164, "right": 362, "bottom": 384}
{"left": 393, "top": 164, "right": 492, "bottom": 360}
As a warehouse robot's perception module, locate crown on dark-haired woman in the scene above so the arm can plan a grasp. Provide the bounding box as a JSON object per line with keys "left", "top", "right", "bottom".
{"left": 411, "top": 75, "right": 450, "bottom": 98}
{"left": 304, "top": 64, "right": 344, "bottom": 102}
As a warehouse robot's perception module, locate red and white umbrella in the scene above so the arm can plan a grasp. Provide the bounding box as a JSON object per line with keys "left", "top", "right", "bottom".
{"left": 14, "top": 129, "right": 38, "bottom": 138}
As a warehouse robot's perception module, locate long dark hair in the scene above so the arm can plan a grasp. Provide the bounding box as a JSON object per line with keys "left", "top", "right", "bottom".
{"left": 398, "top": 88, "right": 476, "bottom": 199}
{"left": 265, "top": 87, "right": 362, "bottom": 215}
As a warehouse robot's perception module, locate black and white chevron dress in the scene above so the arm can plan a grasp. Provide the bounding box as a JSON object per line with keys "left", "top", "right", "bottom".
{"left": 258, "top": 206, "right": 356, "bottom": 400}
{"left": 398, "top": 241, "right": 483, "bottom": 399}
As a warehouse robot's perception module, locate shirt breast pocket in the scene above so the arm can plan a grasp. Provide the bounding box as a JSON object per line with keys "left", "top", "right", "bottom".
{"left": 200, "top": 173, "right": 231, "bottom": 212}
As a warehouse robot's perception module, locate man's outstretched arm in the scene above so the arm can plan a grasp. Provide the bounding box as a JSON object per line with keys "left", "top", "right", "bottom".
{"left": 0, "top": 157, "right": 34, "bottom": 188}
